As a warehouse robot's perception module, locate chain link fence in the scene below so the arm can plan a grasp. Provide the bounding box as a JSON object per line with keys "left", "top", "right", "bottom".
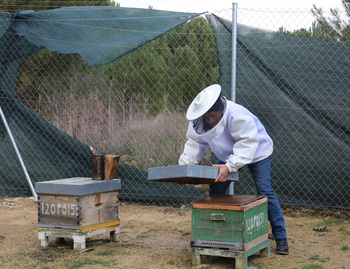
{"left": 1, "top": 5, "right": 349, "bottom": 213}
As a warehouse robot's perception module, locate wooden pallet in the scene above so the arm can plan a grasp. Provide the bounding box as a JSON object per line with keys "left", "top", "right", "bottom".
{"left": 192, "top": 239, "right": 271, "bottom": 269}
{"left": 38, "top": 220, "right": 120, "bottom": 250}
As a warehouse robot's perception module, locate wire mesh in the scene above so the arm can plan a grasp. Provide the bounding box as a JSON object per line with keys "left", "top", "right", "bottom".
{"left": 0, "top": 4, "right": 349, "bottom": 212}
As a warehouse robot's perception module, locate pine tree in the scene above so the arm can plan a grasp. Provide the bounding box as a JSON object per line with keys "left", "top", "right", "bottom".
{"left": 312, "top": 0, "right": 350, "bottom": 42}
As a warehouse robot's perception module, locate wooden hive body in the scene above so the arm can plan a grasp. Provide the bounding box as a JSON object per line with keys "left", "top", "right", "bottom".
{"left": 36, "top": 177, "right": 121, "bottom": 231}
{"left": 191, "top": 195, "right": 268, "bottom": 250}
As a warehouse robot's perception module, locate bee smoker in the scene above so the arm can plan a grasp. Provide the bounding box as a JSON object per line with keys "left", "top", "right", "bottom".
{"left": 90, "top": 146, "right": 105, "bottom": 180}
{"left": 90, "top": 146, "right": 120, "bottom": 180}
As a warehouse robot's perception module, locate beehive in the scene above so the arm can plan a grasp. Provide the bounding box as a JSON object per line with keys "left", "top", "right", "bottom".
{"left": 191, "top": 195, "right": 270, "bottom": 268}
{"left": 35, "top": 177, "right": 121, "bottom": 249}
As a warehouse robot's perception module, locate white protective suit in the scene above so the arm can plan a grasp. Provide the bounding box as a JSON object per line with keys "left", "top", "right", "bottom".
{"left": 178, "top": 97, "right": 273, "bottom": 172}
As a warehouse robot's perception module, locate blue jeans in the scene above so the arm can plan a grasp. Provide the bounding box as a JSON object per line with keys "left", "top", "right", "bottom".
{"left": 209, "top": 156, "right": 287, "bottom": 240}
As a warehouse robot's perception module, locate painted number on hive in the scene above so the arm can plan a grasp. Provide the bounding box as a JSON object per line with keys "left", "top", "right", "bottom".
{"left": 41, "top": 202, "right": 78, "bottom": 216}
{"left": 246, "top": 212, "right": 265, "bottom": 232}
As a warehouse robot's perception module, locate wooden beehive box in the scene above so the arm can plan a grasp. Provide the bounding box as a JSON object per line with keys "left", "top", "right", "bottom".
{"left": 35, "top": 177, "right": 121, "bottom": 231}
{"left": 191, "top": 195, "right": 268, "bottom": 250}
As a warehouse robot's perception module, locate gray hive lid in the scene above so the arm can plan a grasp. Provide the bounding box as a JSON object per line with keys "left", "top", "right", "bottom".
{"left": 148, "top": 165, "right": 238, "bottom": 184}
{"left": 35, "top": 177, "right": 121, "bottom": 196}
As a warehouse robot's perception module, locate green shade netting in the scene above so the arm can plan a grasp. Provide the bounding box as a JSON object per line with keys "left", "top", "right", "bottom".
{"left": 206, "top": 14, "right": 350, "bottom": 209}
{"left": 0, "top": 7, "right": 206, "bottom": 204}
{"left": 14, "top": 6, "right": 202, "bottom": 66}
{"left": 1, "top": 8, "right": 349, "bottom": 209}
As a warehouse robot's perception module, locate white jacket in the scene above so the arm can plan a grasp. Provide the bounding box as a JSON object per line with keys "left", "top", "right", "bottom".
{"left": 178, "top": 98, "right": 273, "bottom": 172}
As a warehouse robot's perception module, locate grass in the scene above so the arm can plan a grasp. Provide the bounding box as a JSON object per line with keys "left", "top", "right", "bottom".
{"left": 95, "top": 250, "right": 115, "bottom": 256}
{"left": 341, "top": 245, "right": 349, "bottom": 252}
{"left": 310, "top": 255, "right": 330, "bottom": 263}
{"left": 43, "top": 93, "right": 196, "bottom": 170}
{"left": 301, "top": 264, "right": 323, "bottom": 269}
{"left": 338, "top": 226, "right": 350, "bottom": 235}
{"left": 42, "top": 93, "right": 215, "bottom": 171}
{"left": 65, "top": 257, "right": 110, "bottom": 268}
{"left": 301, "top": 255, "right": 331, "bottom": 269}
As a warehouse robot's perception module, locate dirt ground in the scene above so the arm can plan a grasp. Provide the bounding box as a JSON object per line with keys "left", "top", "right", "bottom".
{"left": 0, "top": 197, "right": 349, "bottom": 269}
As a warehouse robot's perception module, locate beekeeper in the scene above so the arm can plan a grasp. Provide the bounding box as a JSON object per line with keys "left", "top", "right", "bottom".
{"left": 178, "top": 84, "right": 289, "bottom": 255}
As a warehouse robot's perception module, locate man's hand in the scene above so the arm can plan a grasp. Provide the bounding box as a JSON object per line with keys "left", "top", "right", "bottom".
{"left": 212, "top": 164, "right": 229, "bottom": 183}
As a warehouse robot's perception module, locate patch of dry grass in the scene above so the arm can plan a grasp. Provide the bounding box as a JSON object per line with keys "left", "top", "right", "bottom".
{"left": 42, "top": 93, "right": 212, "bottom": 170}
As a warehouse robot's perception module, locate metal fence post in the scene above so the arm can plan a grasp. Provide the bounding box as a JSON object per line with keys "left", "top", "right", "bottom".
{"left": 229, "top": 2, "right": 238, "bottom": 195}
{"left": 0, "top": 106, "right": 37, "bottom": 200}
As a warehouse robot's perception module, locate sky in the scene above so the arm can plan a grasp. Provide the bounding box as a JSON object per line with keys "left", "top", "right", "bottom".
{"left": 117, "top": 0, "right": 345, "bottom": 31}
{"left": 117, "top": 0, "right": 344, "bottom": 13}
